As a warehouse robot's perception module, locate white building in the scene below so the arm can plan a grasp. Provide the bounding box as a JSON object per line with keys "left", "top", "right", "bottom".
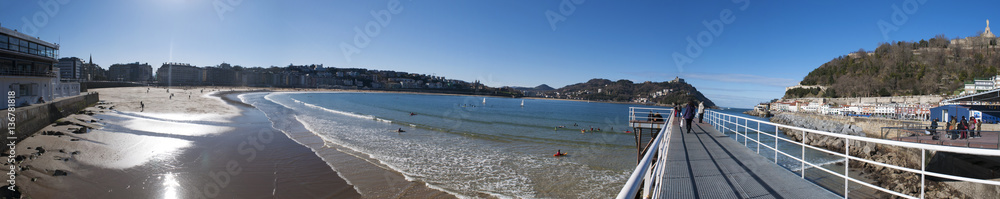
{"left": 962, "top": 75, "right": 1000, "bottom": 95}
{"left": 1, "top": 25, "right": 78, "bottom": 109}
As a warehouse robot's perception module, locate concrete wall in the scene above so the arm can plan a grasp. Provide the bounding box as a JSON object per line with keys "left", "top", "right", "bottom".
{"left": 778, "top": 112, "right": 927, "bottom": 139}
{"left": 1, "top": 92, "right": 99, "bottom": 144}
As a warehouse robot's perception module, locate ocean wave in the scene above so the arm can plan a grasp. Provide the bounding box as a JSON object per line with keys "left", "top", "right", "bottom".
{"left": 290, "top": 98, "right": 394, "bottom": 123}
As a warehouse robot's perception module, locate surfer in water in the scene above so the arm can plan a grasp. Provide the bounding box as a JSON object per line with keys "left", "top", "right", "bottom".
{"left": 397, "top": 128, "right": 405, "bottom": 133}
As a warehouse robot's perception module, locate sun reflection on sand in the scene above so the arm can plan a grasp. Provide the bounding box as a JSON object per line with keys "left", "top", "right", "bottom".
{"left": 162, "top": 173, "right": 180, "bottom": 199}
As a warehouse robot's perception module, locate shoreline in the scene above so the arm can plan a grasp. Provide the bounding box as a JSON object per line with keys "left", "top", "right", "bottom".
{"left": 146, "top": 85, "right": 681, "bottom": 108}
{"left": 12, "top": 87, "right": 367, "bottom": 198}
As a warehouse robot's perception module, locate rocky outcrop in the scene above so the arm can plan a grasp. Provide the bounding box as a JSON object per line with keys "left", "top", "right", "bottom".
{"left": 743, "top": 110, "right": 771, "bottom": 118}
{"left": 771, "top": 113, "right": 969, "bottom": 198}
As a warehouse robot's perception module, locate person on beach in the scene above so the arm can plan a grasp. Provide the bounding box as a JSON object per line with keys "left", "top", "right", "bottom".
{"left": 140, "top": 101, "right": 145, "bottom": 112}
{"left": 697, "top": 101, "right": 705, "bottom": 124}
{"left": 683, "top": 100, "right": 696, "bottom": 134}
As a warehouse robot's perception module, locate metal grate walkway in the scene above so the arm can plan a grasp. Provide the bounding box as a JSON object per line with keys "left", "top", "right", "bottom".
{"left": 659, "top": 118, "right": 838, "bottom": 199}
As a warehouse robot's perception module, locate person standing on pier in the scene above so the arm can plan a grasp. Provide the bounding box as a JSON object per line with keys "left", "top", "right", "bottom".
{"left": 683, "top": 100, "right": 696, "bottom": 134}
{"left": 959, "top": 116, "right": 969, "bottom": 139}
{"left": 697, "top": 101, "right": 705, "bottom": 123}
{"left": 976, "top": 117, "right": 983, "bottom": 138}
{"left": 930, "top": 119, "right": 939, "bottom": 140}
{"left": 948, "top": 116, "right": 957, "bottom": 140}
{"left": 970, "top": 117, "right": 977, "bottom": 139}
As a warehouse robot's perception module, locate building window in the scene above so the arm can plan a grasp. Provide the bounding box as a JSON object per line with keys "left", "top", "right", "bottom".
{"left": 29, "top": 43, "right": 37, "bottom": 55}
{"left": 0, "top": 59, "right": 12, "bottom": 74}
{"left": 0, "top": 34, "right": 7, "bottom": 50}
{"left": 34, "top": 62, "right": 49, "bottom": 74}
{"left": 17, "top": 84, "right": 32, "bottom": 96}
{"left": 9, "top": 37, "right": 18, "bottom": 52}
{"left": 18, "top": 39, "right": 28, "bottom": 53}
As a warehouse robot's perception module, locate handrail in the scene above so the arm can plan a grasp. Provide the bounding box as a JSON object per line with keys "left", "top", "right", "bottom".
{"left": 617, "top": 107, "right": 674, "bottom": 199}
{"left": 707, "top": 110, "right": 1000, "bottom": 199}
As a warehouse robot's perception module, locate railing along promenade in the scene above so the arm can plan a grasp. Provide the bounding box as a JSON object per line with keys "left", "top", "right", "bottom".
{"left": 617, "top": 107, "right": 673, "bottom": 199}
{"left": 705, "top": 110, "right": 1000, "bottom": 199}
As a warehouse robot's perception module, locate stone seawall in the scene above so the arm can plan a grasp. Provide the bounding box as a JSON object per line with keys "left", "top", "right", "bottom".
{"left": 775, "top": 112, "right": 927, "bottom": 139}
{"left": 771, "top": 113, "right": 970, "bottom": 198}
{"left": 2, "top": 93, "right": 99, "bottom": 144}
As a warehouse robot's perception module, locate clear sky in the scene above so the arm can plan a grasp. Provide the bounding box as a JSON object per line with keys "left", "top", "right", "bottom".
{"left": 2, "top": 0, "right": 997, "bottom": 108}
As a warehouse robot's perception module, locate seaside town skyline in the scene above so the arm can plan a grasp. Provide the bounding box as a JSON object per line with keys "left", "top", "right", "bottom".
{"left": 4, "top": 1, "right": 1000, "bottom": 108}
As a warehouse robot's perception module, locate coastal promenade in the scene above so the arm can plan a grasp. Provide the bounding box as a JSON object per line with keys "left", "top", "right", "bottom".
{"left": 656, "top": 117, "right": 837, "bottom": 198}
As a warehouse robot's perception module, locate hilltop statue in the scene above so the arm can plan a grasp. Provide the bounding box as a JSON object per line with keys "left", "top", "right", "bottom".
{"left": 984, "top": 19, "right": 996, "bottom": 37}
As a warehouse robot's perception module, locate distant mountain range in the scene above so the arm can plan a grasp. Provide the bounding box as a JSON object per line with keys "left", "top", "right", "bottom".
{"left": 515, "top": 78, "right": 717, "bottom": 108}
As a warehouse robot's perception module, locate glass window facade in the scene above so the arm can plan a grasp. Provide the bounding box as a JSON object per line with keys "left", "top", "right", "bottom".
{"left": 1, "top": 33, "right": 58, "bottom": 59}
{"left": 9, "top": 37, "right": 18, "bottom": 52}
{"left": 0, "top": 34, "right": 7, "bottom": 50}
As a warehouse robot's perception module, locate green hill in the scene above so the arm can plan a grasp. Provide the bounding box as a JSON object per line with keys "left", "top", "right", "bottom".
{"left": 542, "top": 78, "right": 717, "bottom": 108}
{"left": 790, "top": 34, "right": 1000, "bottom": 98}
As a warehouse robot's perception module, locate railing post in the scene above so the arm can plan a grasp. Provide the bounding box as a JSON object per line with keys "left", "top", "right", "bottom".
{"left": 802, "top": 131, "right": 806, "bottom": 178}
{"left": 775, "top": 125, "right": 779, "bottom": 164}
{"left": 844, "top": 138, "right": 850, "bottom": 199}
{"left": 921, "top": 148, "right": 926, "bottom": 199}
{"left": 757, "top": 122, "right": 761, "bottom": 154}
{"left": 744, "top": 118, "right": 748, "bottom": 147}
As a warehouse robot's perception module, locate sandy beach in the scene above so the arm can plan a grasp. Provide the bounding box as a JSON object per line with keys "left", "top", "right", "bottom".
{"left": 7, "top": 87, "right": 452, "bottom": 198}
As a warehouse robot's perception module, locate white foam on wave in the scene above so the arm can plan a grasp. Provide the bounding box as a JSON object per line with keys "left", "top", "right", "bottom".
{"left": 257, "top": 92, "right": 631, "bottom": 198}
{"left": 278, "top": 94, "right": 394, "bottom": 124}
{"left": 293, "top": 112, "right": 538, "bottom": 198}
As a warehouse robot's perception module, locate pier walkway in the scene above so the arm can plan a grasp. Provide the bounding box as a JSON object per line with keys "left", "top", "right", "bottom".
{"left": 656, "top": 117, "right": 837, "bottom": 198}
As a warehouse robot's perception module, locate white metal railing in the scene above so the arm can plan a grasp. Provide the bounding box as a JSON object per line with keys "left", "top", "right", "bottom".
{"left": 706, "top": 110, "right": 1000, "bottom": 199}
{"left": 628, "top": 107, "right": 673, "bottom": 122}
{"left": 617, "top": 107, "right": 674, "bottom": 199}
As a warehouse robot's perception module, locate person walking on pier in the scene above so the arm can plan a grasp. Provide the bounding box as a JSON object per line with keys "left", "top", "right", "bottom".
{"left": 697, "top": 101, "right": 705, "bottom": 124}
{"left": 683, "top": 101, "right": 696, "bottom": 134}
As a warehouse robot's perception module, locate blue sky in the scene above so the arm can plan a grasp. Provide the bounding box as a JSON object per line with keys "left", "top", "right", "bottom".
{"left": 1, "top": 0, "right": 997, "bottom": 108}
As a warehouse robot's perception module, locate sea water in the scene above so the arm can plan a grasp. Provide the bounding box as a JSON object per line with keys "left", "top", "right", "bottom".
{"left": 242, "top": 92, "right": 668, "bottom": 198}
{"left": 241, "top": 92, "right": 845, "bottom": 198}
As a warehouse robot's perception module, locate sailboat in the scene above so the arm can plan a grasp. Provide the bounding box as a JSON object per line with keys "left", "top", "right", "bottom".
{"left": 520, "top": 99, "right": 524, "bottom": 107}
{"left": 482, "top": 97, "right": 486, "bottom": 104}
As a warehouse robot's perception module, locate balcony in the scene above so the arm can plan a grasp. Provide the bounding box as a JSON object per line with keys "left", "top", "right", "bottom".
{"left": 0, "top": 69, "right": 56, "bottom": 77}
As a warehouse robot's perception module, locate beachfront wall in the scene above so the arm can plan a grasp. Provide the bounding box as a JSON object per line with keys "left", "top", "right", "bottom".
{"left": 930, "top": 105, "right": 1000, "bottom": 124}
{"left": 1, "top": 92, "right": 99, "bottom": 144}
